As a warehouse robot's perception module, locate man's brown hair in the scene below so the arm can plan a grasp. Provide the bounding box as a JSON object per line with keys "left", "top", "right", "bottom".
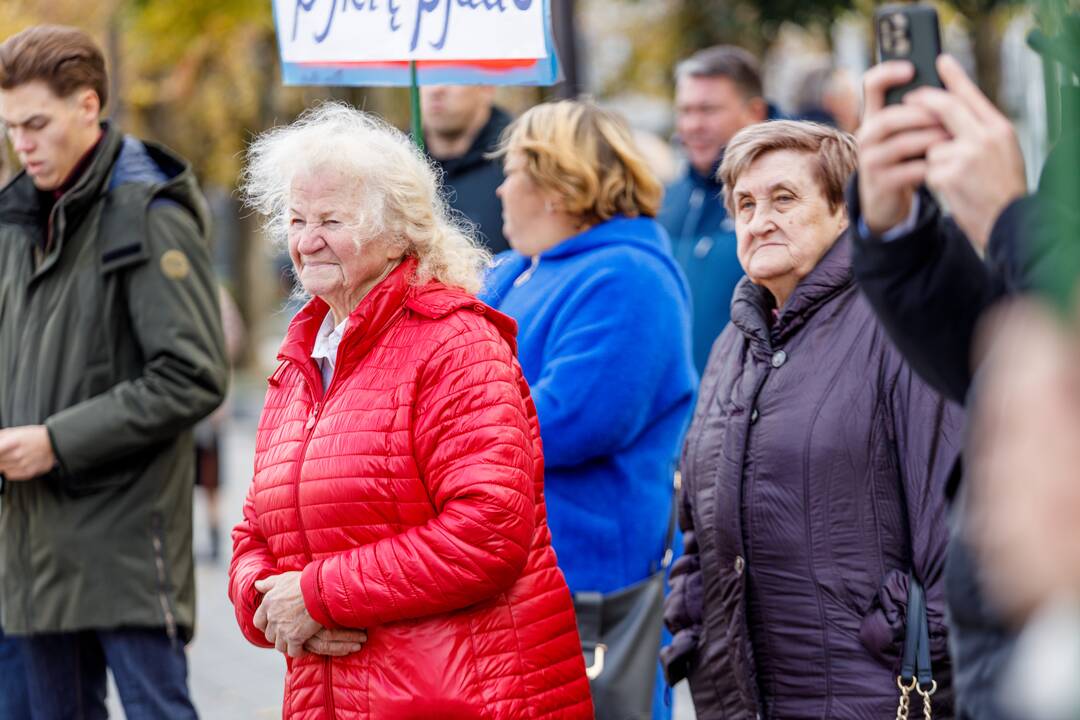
{"left": 0, "top": 25, "right": 108, "bottom": 111}
{"left": 674, "top": 45, "right": 763, "bottom": 101}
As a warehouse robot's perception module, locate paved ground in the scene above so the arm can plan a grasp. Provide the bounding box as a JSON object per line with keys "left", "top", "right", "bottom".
{"left": 106, "top": 381, "right": 695, "bottom": 719}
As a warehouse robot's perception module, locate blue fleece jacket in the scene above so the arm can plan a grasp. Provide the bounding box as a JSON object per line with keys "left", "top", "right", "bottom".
{"left": 657, "top": 163, "right": 745, "bottom": 376}
{"left": 480, "top": 216, "right": 697, "bottom": 594}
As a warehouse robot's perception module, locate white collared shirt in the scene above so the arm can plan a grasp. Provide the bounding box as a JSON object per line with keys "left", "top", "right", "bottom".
{"left": 310, "top": 311, "right": 348, "bottom": 391}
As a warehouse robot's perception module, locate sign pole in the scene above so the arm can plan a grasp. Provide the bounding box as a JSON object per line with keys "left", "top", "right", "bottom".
{"left": 410, "top": 61, "right": 424, "bottom": 152}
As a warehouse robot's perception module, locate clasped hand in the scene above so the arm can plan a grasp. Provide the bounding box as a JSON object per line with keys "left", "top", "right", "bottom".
{"left": 253, "top": 572, "right": 367, "bottom": 658}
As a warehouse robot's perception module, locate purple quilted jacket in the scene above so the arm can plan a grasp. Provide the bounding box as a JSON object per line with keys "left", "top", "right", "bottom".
{"left": 662, "top": 237, "right": 961, "bottom": 719}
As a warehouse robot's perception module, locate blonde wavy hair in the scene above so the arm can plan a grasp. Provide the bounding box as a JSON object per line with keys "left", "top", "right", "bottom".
{"left": 493, "top": 100, "right": 663, "bottom": 225}
{"left": 239, "top": 102, "right": 489, "bottom": 294}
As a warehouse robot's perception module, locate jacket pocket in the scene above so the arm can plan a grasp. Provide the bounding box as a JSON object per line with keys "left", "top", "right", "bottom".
{"left": 57, "top": 446, "right": 154, "bottom": 497}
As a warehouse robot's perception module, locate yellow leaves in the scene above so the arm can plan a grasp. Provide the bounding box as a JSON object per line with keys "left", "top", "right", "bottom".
{"left": 0, "top": 0, "right": 292, "bottom": 188}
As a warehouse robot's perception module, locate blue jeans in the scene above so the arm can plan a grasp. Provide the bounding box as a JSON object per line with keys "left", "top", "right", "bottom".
{"left": 19, "top": 627, "right": 198, "bottom": 720}
{"left": 0, "top": 626, "right": 31, "bottom": 720}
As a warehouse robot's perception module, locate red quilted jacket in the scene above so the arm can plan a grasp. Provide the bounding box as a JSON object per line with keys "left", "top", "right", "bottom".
{"left": 228, "top": 259, "right": 593, "bottom": 719}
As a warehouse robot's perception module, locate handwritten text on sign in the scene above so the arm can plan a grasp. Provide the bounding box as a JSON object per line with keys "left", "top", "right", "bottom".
{"left": 275, "top": 0, "right": 548, "bottom": 63}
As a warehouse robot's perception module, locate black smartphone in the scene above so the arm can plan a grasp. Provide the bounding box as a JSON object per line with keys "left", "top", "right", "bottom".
{"left": 875, "top": 3, "right": 944, "bottom": 105}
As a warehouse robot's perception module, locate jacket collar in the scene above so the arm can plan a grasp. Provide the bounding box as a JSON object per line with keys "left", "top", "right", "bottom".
{"left": 0, "top": 123, "right": 122, "bottom": 227}
{"left": 682, "top": 155, "right": 724, "bottom": 191}
{"left": 540, "top": 215, "right": 671, "bottom": 260}
{"left": 731, "top": 231, "right": 854, "bottom": 353}
{"left": 45, "top": 123, "right": 124, "bottom": 227}
{"left": 278, "top": 256, "right": 516, "bottom": 392}
{"left": 279, "top": 256, "right": 418, "bottom": 369}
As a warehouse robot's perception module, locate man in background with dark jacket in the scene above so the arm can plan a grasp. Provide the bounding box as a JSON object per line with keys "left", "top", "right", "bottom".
{"left": 0, "top": 25, "right": 227, "bottom": 719}
{"left": 657, "top": 46, "right": 768, "bottom": 373}
{"left": 421, "top": 84, "right": 511, "bottom": 254}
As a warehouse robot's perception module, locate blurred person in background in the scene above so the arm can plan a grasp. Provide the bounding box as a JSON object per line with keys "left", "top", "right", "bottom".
{"left": 421, "top": 84, "right": 511, "bottom": 253}
{"left": 193, "top": 284, "right": 247, "bottom": 562}
{"left": 229, "top": 103, "right": 592, "bottom": 719}
{"left": 793, "top": 63, "right": 861, "bottom": 134}
{"left": 851, "top": 50, "right": 1080, "bottom": 719}
{"left": 663, "top": 120, "right": 959, "bottom": 719}
{"left": 968, "top": 299, "right": 1080, "bottom": 720}
{"left": 658, "top": 45, "right": 768, "bottom": 375}
{"left": 481, "top": 100, "right": 696, "bottom": 719}
{"left": 0, "top": 25, "right": 227, "bottom": 720}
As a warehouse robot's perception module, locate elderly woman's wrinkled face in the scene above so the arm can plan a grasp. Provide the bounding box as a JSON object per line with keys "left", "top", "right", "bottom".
{"left": 732, "top": 149, "right": 848, "bottom": 301}
{"left": 288, "top": 169, "right": 401, "bottom": 318}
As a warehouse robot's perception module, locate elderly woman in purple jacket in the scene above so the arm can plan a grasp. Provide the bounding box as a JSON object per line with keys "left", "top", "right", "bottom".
{"left": 662, "top": 120, "right": 961, "bottom": 719}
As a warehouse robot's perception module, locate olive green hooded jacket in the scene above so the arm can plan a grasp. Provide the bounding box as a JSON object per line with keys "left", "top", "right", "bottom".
{"left": 0, "top": 124, "right": 227, "bottom": 640}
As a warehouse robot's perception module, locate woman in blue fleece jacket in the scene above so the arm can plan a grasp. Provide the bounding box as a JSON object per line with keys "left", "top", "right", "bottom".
{"left": 480, "top": 101, "right": 696, "bottom": 718}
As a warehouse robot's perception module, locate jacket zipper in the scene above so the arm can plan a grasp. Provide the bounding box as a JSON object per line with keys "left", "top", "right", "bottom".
{"left": 681, "top": 187, "right": 705, "bottom": 242}
{"left": 285, "top": 360, "right": 335, "bottom": 718}
{"left": 282, "top": 308, "right": 404, "bottom": 720}
{"left": 150, "top": 513, "right": 179, "bottom": 645}
{"left": 324, "top": 656, "right": 336, "bottom": 718}
{"left": 295, "top": 391, "right": 321, "bottom": 562}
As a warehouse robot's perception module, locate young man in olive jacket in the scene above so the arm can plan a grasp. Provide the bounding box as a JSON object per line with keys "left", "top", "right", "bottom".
{"left": 0, "top": 25, "right": 227, "bottom": 719}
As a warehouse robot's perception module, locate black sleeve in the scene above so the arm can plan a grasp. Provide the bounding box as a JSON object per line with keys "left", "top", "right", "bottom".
{"left": 847, "top": 179, "right": 1003, "bottom": 404}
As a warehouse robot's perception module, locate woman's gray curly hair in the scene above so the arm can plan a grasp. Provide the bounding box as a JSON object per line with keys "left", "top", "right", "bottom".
{"left": 239, "top": 101, "right": 489, "bottom": 293}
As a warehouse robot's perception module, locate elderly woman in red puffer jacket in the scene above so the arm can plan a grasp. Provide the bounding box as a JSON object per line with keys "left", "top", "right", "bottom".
{"left": 228, "top": 102, "right": 592, "bottom": 719}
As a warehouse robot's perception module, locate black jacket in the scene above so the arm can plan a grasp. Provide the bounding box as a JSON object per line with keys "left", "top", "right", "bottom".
{"left": 848, "top": 130, "right": 1080, "bottom": 720}
{"left": 848, "top": 124, "right": 1080, "bottom": 404}
{"left": 426, "top": 107, "right": 511, "bottom": 254}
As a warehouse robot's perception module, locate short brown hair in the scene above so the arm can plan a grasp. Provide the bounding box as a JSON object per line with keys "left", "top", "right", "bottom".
{"left": 494, "top": 100, "right": 663, "bottom": 224}
{"left": 718, "top": 120, "right": 857, "bottom": 215}
{"left": 0, "top": 25, "right": 108, "bottom": 111}
{"left": 675, "top": 45, "right": 763, "bottom": 101}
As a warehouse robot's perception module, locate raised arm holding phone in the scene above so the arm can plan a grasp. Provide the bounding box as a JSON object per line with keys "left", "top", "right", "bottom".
{"left": 850, "top": 10, "right": 1080, "bottom": 719}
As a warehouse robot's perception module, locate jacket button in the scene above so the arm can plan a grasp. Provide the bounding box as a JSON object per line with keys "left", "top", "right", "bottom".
{"left": 771, "top": 350, "right": 787, "bottom": 368}
{"left": 734, "top": 555, "right": 745, "bottom": 575}
{"left": 750, "top": 408, "right": 759, "bottom": 425}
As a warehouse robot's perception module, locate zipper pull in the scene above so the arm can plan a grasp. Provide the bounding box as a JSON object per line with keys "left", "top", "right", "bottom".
{"left": 514, "top": 255, "right": 540, "bottom": 288}
{"left": 305, "top": 401, "right": 320, "bottom": 431}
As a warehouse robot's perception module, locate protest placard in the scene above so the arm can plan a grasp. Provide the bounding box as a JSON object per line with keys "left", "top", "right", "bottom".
{"left": 273, "top": 0, "right": 559, "bottom": 86}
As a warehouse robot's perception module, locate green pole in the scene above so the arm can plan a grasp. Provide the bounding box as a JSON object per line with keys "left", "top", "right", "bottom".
{"left": 410, "top": 61, "right": 424, "bottom": 152}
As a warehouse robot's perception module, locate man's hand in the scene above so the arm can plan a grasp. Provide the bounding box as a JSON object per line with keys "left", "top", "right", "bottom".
{"left": 0, "top": 425, "right": 56, "bottom": 480}
{"left": 856, "top": 60, "right": 950, "bottom": 235}
{"left": 303, "top": 628, "right": 367, "bottom": 657}
{"left": 253, "top": 572, "right": 321, "bottom": 657}
{"left": 904, "top": 55, "right": 1027, "bottom": 252}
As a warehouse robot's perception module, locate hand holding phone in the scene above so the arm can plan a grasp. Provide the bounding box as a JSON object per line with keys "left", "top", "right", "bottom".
{"left": 875, "top": 4, "right": 944, "bottom": 105}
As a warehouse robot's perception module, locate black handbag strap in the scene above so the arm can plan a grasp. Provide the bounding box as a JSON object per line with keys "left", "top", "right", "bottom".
{"left": 575, "top": 591, "right": 604, "bottom": 648}
{"left": 900, "top": 573, "right": 933, "bottom": 687}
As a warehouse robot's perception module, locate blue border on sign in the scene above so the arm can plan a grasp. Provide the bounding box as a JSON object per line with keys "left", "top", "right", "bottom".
{"left": 275, "top": 0, "right": 560, "bottom": 87}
